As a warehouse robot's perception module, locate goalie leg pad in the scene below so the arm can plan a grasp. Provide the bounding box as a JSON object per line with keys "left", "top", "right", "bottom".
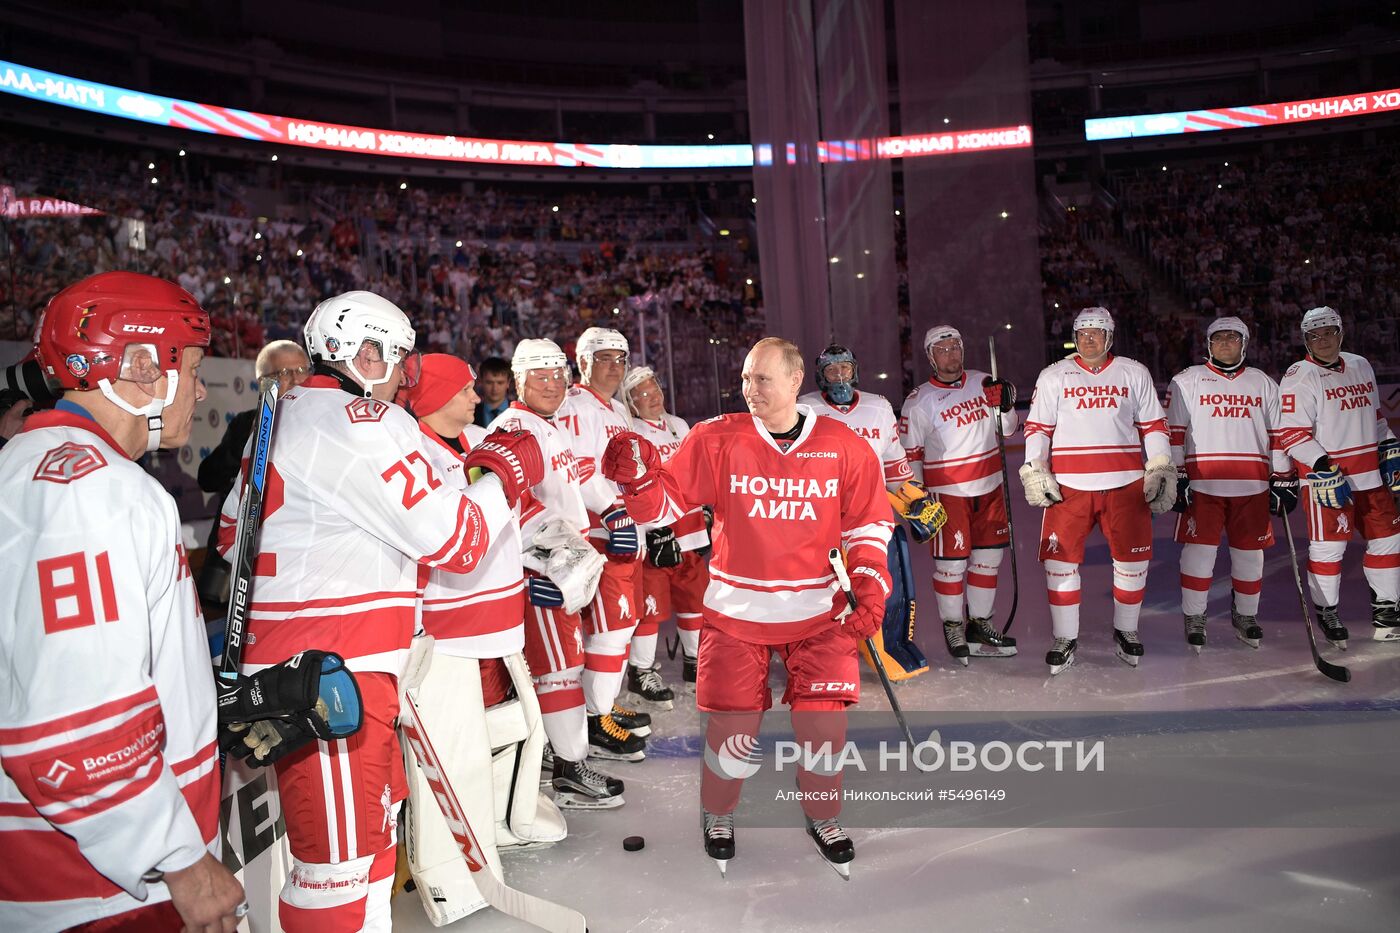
{"left": 493, "top": 653, "right": 567, "bottom": 849}
{"left": 861, "top": 527, "right": 928, "bottom": 679}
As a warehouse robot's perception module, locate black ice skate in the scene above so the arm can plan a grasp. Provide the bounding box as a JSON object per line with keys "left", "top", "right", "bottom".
{"left": 1371, "top": 594, "right": 1400, "bottom": 642}
{"left": 1315, "top": 605, "right": 1348, "bottom": 650}
{"left": 682, "top": 652, "right": 698, "bottom": 695}
{"left": 625, "top": 663, "right": 675, "bottom": 711}
{"left": 610, "top": 701, "right": 652, "bottom": 738}
{"left": 1045, "top": 636, "right": 1077, "bottom": 675}
{"left": 1231, "top": 603, "right": 1263, "bottom": 649}
{"left": 1114, "top": 629, "right": 1145, "bottom": 667}
{"left": 540, "top": 741, "right": 555, "bottom": 783}
{"left": 552, "top": 757, "right": 624, "bottom": 810}
{"left": 1183, "top": 613, "right": 1207, "bottom": 653}
{"left": 703, "top": 810, "right": 735, "bottom": 877}
{"left": 587, "top": 713, "right": 646, "bottom": 762}
{"left": 805, "top": 815, "right": 854, "bottom": 880}
{"left": 943, "top": 620, "right": 970, "bottom": 667}
{"left": 966, "top": 617, "right": 1017, "bottom": 658}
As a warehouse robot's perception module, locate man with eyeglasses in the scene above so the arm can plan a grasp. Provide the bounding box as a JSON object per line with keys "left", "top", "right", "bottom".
{"left": 1166, "top": 317, "right": 1295, "bottom": 652}
{"left": 1277, "top": 306, "right": 1400, "bottom": 645}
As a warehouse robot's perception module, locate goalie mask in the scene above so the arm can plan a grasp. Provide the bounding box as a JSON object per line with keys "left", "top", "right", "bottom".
{"left": 814, "top": 344, "right": 858, "bottom": 406}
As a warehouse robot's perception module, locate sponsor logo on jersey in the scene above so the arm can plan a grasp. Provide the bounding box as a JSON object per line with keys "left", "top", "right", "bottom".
{"left": 345, "top": 398, "right": 389, "bottom": 424}
{"left": 65, "top": 353, "right": 89, "bottom": 377}
{"left": 33, "top": 441, "right": 109, "bottom": 484}
{"left": 36, "top": 759, "right": 74, "bottom": 789}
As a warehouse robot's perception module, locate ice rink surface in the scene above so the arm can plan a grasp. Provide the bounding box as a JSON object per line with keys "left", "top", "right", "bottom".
{"left": 397, "top": 451, "right": 1400, "bottom": 932}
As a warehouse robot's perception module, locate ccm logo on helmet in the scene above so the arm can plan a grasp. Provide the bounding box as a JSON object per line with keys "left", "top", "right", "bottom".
{"left": 121, "top": 324, "right": 167, "bottom": 334}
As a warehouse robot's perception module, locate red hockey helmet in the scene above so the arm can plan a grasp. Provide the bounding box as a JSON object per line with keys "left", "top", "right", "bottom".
{"left": 36, "top": 271, "right": 211, "bottom": 391}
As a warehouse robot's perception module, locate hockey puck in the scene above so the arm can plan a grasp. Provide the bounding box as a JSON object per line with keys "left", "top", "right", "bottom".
{"left": 623, "top": 835, "right": 646, "bottom": 852}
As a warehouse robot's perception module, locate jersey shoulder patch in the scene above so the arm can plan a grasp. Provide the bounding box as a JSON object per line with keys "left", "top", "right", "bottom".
{"left": 345, "top": 398, "right": 389, "bottom": 424}
{"left": 1284, "top": 362, "right": 1303, "bottom": 379}
{"left": 33, "top": 441, "right": 109, "bottom": 484}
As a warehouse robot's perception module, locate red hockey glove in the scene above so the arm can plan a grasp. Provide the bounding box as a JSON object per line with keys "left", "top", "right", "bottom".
{"left": 981, "top": 376, "right": 1017, "bottom": 413}
{"left": 464, "top": 429, "right": 544, "bottom": 508}
{"left": 602, "top": 431, "right": 660, "bottom": 488}
{"left": 834, "top": 565, "right": 887, "bottom": 641}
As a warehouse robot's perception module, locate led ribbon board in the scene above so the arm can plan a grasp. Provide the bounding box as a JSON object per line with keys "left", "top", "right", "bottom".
{"left": 1, "top": 59, "right": 1032, "bottom": 168}
{"left": 1084, "top": 88, "right": 1400, "bottom": 141}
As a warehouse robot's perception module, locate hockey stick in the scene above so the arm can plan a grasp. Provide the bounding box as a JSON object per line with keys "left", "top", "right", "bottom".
{"left": 829, "top": 548, "right": 917, "bottom": 750}
{"left": 221, "top": 379, "right": 279, "bottom": 674}
{"left": 987, "top": 337, "right": 1021, "bottom": 637}
{"left": 1279, "top": 511, "right": 1350, "bottom": 683}
{"left": 399, "top": 691, "right": 588, "bottom": 933}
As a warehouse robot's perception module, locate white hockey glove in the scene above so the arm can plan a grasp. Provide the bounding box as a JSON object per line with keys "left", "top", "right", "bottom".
{"left": 523, "top": 519, "right": 607, "bottom": 613}
{"left": 398, "top": 633, "right": 435, "bottom": 708}
{"left": 1142, "top": 456, "right": 1178, "bottom": 514}
{"left": 1019, "top": 459, "right": 1062, "bottom": 508}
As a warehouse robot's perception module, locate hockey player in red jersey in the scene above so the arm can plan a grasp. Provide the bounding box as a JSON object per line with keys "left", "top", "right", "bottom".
{"left": 1167, "top": 318, "right": 1295, "bottom": 651}
{"left": 0, "top": 272, "right": 245, "bottom": 932}
{"left": 601, "top": 337, "right": 893, "bottom": 877}
{"left": 1021, "top": 307, "right": 1176, "bottom": 673}
{"left": 217, "top": 292, "right": 542, "bottom": 931}
{"left": 486, "top": 339, "right": 629, "bottom": 808}
{"left": 799, "top": 343, "right": 946, "bottom": 680}
{"left": 898, "top": 326, "right": 1020, "bottom": 666}
{"left": 621, "top": 365, "right": 711, "bottom": 694}
{"left": 1277, "top": 306, "right": 1400, "bottom": 645}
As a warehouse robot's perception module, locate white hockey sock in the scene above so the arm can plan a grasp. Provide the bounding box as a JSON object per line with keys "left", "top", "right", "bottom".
{"left": 1227, "top": 547, "right": 1264, "bottom": 615}
{"left": 1306, "top": 539, "right": 1346, "bottom": 607}
{"left": 534, "top": 668, "right": 588, "bottom": 762}
{"left": 582, "top": 625, "right": 635, "bottom": 715}
{"left": 1112, "top": 559, "right": 1149, "bottom": 632}
{"left": 1363, "top": 532, "right": 1400, "bottom": 603}
{"left": 630, "top": 631, "right": 659, "bottom": 670}
{"left": 1044, "top": 560, "right": 1080, "bottom": 639}
{"left": 966, "top": 548, "right": 1003, "bottom": 619}
{"left": 1179, "top": 543, "right": 1218, "bottom": 615}
{"left": 933, "top": 559, "right": 966, "bottom": 622}
{"left": 677, "top": 618, "right": 701, "bottom": 659}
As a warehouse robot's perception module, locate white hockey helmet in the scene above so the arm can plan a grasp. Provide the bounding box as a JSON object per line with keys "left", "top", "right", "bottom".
{"left": 1206, "top": 316, "right": 1249, "bottom": 356}
{"left": 621, "top": 365, "right": 661, "bottom": 415}
{"left": 1300, "top": 306, "right": 1343, "bottom": 338}
{"left": 511, "top": 337, "right": 570, "bottom": 386}
{"left": 922, "top": 323, "right": 962, "bottom": 356}
{"left": 575, "top": 326, "right": 629, "bottom": 385}
{"left": 1073, "top": 306, "right": 1115, "bottom": 335}
{"left": 304, "top": 291, "right": 416, "bottom": 397}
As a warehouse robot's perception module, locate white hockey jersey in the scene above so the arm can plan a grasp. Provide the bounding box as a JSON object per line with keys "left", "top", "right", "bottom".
{"left": 1024, "top": 355, "right": 1170, "bottom": 491}
{"left": 217, "top": 376, "right": 513, "bottom": 677}
{"left": 629, "top": 411, "right": 708, "bottom": 549}
{"left": 557, "top": 385, "right": 634, "bottom": 548}
{"left": 0, "top": 409, "right": 220, "bottom": 931}
{"left": 1278, "top": 352, "right": 1396, "bottom": 491}
{"left": 897, "top": 372, "right": 1017, "bottom": 496}
{"left": 621, "top": 407, "right": 893, "bottom": 644}
{"left": 799, "top": 390, "right": 913, "bottom": 488}
{"left": 1166, "top": 364, "right": 1290, "bottom": 496}
{"left": 486, "top": 401, "right": 588, "bottom": 548}
{"left": 415, "top": 424, "right": 526, "bottom": 659}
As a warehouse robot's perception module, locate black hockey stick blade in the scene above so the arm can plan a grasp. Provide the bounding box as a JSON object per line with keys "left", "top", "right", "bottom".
{"left": 1280, "top": 511, "right": 1350, "bottom": 683}
{"left": 221, "top": 379, "right": 280, "bottom": 674}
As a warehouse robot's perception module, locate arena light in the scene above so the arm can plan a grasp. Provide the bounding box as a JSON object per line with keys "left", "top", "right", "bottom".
{"left": 1085, "top": 86, "right": 1400, "bottom": 140}
{"left": 1, "top": 59, "right": 1033, "bottom": 169}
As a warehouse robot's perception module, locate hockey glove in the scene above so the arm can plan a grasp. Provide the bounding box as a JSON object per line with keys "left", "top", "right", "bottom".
{"left": 886, "top": 481, "right": 947, "bottom": 543}
{"left": 1307, "top": 458, "right": 1352, "bottom": 510}
{"left": 834, "top": 565, "right": 887, "bottom": 641}
{"left": 981, "top": 376, "right": 1017, "bottom": 413}
{"left": 601, "top": 431, "right": 660, "bottom": 489}
{"left": 1143, "top": 456, "right": 1178, "bottom": 514}
{"left": 1019, "top": 459, "right": 1062, "bottom": 508}
{"left": 1381, "top": 439, "right": 1400, "bottom": 492}
{"left": 696, "top": 505, "right": 715, "bottom": 558}
{"left": 603, "top": 505, "right": 641, "bottom": 556}
{"left": 526, "top": 575, "right": 566, "bottom": 607}
{"left": 217, "top": 651, "right": 362, "bottom": 766}
{"left": 1269, "top": 472, "right": 1299, "bottom": 515}
{"left": 646, "top": 526, "right": 683, "bottom": 568}
{"left": 464, "top": 429, "right": 544, "bottom": 508}
{"left": 1172, "top": 470, "right": 1192, "bottom": 514}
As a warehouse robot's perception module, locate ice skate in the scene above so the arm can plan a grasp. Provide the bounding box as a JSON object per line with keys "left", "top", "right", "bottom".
{"left": 943, "top": 620, "right": 970, "bottom": 667}
{"left": 1045, "top": 636, "right": 1077, "bottom": 675}
{"left": 1371, "top": 595, "right": 1400, "bottom": 642}
{"left": 1315, "top": 605, "right": 1348, "bottom": 650}
{"left": 682, "top": 652, "right": 698, "bottom": 694}
{"left": 805, "top": 815, "right": 853, "bottom": 880}
{"left": 540, "top": 741, "right": 555, "bottom": 783}
{"left": 703, "top": 810, "right": 735, "bottom": 877}
{"left": 1230, "top": 604, "right": 1262, "bottom": 649}
{"left": 1183, "top": 613, "right": 1207, "bottom": 653}
{"left": 624, "top": 663, "right": 675, "bottom": 711}
{"left": 609, "top": 701, "right": 652, "bottom": 738}
{"left": 587, "top": 713, "right": 646, "bottom": 761}
{"left": 966, "top": 617, "right": 1017, "bottom": 658}
{"left": 1114, "top": 628, "right": 1144, "bottom": 667}
{"left": 551, "top": 757, "right": 624, "bottom": 810}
